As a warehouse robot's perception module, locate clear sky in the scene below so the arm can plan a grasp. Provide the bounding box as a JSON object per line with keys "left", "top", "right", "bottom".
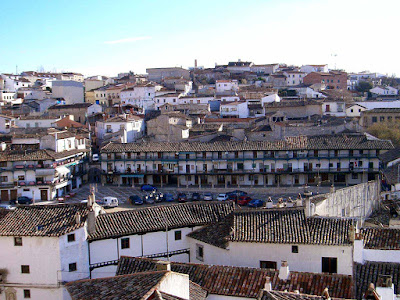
{"left": 1, "top": 0, "right": 398, "bottom": 77}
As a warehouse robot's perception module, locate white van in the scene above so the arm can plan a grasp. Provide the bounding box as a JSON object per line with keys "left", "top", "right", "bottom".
{"left": 101, "top": 197, "right": 119, "bottom": 208}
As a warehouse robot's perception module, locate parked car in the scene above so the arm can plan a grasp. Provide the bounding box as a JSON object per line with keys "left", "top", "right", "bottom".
{"left": 164, "top": 193, "right": 175, "bottom": 202}
{"left": 144, "top": 195, "right": 155, "bottom": 204}
{"left": 248, "top": 199, "right": 264, "bottom": 208}
{"left": 154, "top": 192, "right": 163, "bottom": 203}
{"left": 141, "top": 184, "right": 157, "bottom": 192}
{"left": 228, "top": 194, "right": 238, "bottom": 202}
{"left": 203, "top": 193, "right": 213, "bottom": 201}
{"left": 0, "top": 203, "right": 15, "bottom": 210}
{"left": 178, "top": 193, "right": 188, "bottom": 203}
{"left": 191, "top": 192, "right": 201, "bottom": 201}
{"left": 237, "top": 196, "right": 252, "bottom": 206}
{"left": 101, "top": 196, "right": 119, "bottom": 208}
{"left": 216, "top": 193, "right": 229, "bottom": 201}
{"left": 10, "top": 196, "right": 32, "bottom": 205}
{"left": 129, "top": 195, "right": 143, "bottom": 205}
{"left": 227, "top": 190, "right": 247, "bottom": 197}
{"left": 92, "top": 154, "right": 99, "bottom": 162}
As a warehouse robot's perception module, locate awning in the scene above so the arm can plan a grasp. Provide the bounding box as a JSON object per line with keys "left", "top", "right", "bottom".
{"left": 121, "top": 174, "right": 144, "bottom": 178}
{"left": 56, "top": 166, "right": 71, "bottom": 175}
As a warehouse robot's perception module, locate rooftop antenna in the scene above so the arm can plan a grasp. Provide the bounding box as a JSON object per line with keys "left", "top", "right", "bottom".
{"left": 331, "top": 54, "right": 337, "bottom": 70}
{"left": 16, "top": 65, "right": 18, "bottom": 75}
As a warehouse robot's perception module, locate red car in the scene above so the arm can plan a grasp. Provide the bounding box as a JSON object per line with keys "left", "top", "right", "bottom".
{"left": 237, "top": 196, "right": 252, "bottom": 206}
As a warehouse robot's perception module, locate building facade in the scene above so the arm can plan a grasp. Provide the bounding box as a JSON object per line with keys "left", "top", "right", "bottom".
{"left": 100, "top": 134, "right": 392, "bottom": 187}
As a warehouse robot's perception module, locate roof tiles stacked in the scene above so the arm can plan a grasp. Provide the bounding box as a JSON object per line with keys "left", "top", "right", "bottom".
{"left": 89, "top": 202, "right": 235, "bottom": 241}
{"left": 101, "top": 134, "right": 393, "bottom": 153}
{"left": 0, "top": 204, "right": 88, "bottom": 237}
{"left": 116, "top": 257, "right": 354, "bottom": 299}
{"left": 188, "top": 209, "right": 355, "bottom": 248}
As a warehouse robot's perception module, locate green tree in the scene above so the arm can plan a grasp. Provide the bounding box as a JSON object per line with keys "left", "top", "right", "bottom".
{"left": 355, "top": 81, "right": 373, "bottom": 93}
{"left": 367, "top": 122, "right": 400, "bottom": 147}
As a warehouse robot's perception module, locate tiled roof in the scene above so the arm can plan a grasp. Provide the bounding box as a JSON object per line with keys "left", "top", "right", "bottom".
{"left": 66, "top": 271, "right": 168, "bottom": 300}
{"left": 354, "top": 262, "right": 400, "bottom": 300}
{"left": 361, "top": 227, "right": 400, "bottom": 250}
{"left": 378, "top": 148, "right": 400, "bottom": 165}
{"left": 0, "top": 204, "right": 88, "bottom": 237}
{"left": 188, "top": 209, "right": 355, "bottom": 248}
{"left": 48, "top": 103, "right": 92, "bottom": 110}
{"left": 101, "top": 134, "right": 393, "bottom": 153}
{"left": 0, "top": 148, "right": 88, "bottom": 162}
{"left": 88, "top": 202, "right": 235, "bottom": 241}
{"left": 364, "top": 108, "right": 400, "bottom": 113}
{"left": 116, "top": 257, "right": 354, "bottom": 299}
{"left": 259, "top": 290, "right": 339, "bottom": 300}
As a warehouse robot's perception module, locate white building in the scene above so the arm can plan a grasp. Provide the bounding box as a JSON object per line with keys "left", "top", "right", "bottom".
{"left": 220, "top": 101, "right": 249, "bottom": 118}
{"left": 120, "top": 83, "right": 163, "bottom": 111}
{"left": 322, "top": 99, "right": 346, "bottom": 117}
{"left": 52, "top": 81, "right": 84, "bottom": 104}
{"left": 216, "top": 80, "right": 239, "bottom": 94}
{"left": 283, "top": 71, "right": 306, "bottom": 86}
{"left": 0, "top": 202, "right": 102, "bottom": 300}
{"left": 0, "top": 115, "right": 15, "bottom": 133}
{"left": 0, "top": 91, "right": 16, "bottom": 105}
{"left": 188, "top": 208, "right": 356, "bottom": 275}
{"left": 370, "top": 86, "right": 398, "bottom": 96}
{"left": 261, "top": 93, "right": 281, "bottom": 104}
{"left": 14, "top": 116, "right": 62, "bottom": 129}
{"left": 95, "top": 114, "right": 145, "bottom": 145}
{"left": 346, "top": 103, "right": 367, "bottom": 118}
{"left": 153, "top": 93, "right": 182, "bottom": 110}
{"left": 300, "top": 64, "right": 329, "bottom": 74}
{"left": 86, "top": 202, "right": 234, "bottom": 278}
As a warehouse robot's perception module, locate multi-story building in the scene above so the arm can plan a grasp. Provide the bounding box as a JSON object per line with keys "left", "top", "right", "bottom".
{"left": 146, "top": 67, "right": 190, "bottom": 83}
{"left": 0, "top": 129, "right": 89, "bottom": 202}
{"left": 360, "top": 108, "right": 400, "bottom": 127}
{"left": 100, "top": 134, "right": 392, "bottom": 187}
{"left": 0, "top": 201, "right": 103, "bottom": 300}
{"left": 52, "top": 81, "right": 84, "bottom": 104}
{"left": 303, "top": 71, "right": 347, "bottom": 90}
{"left": 215, "top": 80, "right": 239, "bottom": 94}
{"left": 283, "top": 71, "right": 306, "bottom": 86}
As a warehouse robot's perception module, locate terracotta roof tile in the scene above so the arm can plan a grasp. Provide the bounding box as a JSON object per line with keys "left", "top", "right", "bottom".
{"left": 0, "top": 204, "right": 88, "bottom": 237}
{"left": 89, "top": 202, "right": 235, "bottom": 241}
{"left": 116, "top": 257, "right": 353, "bottom": 299}
{"left": 361, "top": 227, "right": 400, "bottom": 250}
{"left": 188, "top": 209, "right": 355, "bottom": 248}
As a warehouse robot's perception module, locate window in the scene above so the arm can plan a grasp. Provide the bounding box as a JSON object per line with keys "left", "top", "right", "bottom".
{"left": 121, "top": 238, "right": 130, "bottom": 249}
{"left": 372, "top": 116, "right": 377, "bottom": 123}
{"left": 196, "top": 244, "right": 204, "bottom": 261}
{"left": 175, "top": 230, "right": 182, "bottom": 240}
{"left": 67, "top": 234, "right": 75, "bottom": 242}
{"left": 23, "top": 289, "right": 31, "bottom": 298}
{"left": 14, "top": 237, "right": 22, "bottom": 246}
{"left": 322, "top": 257, "right": 337, "bottom": 273}
{"left": 260, "top": 261, "right": 277, "bottom": 270}
{"left": 21, "top": 265, "right": 30, "bottom": 273}
{"left": 18, "top": 175, "right": 25, "bottom": 181}
{"left": 69, "top": 262, "right": 77, "bottom": 272}
{"left": 292, "top": 245, "right": 299, "bottom": 253}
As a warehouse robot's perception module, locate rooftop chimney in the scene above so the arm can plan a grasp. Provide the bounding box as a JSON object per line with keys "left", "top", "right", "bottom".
{"left": 376, "top": 275, "right": 395, "bottom": 300}
{"left": 353, "top": 232, "right": 364, "bottom": 263}
{"left": 156, "top": 261, "right": 171, "bottom": 272}
{"left": 278, "top": 261, "right": 289, "bottom": 281}
{"left": 75, "top": 212, "right": 81, "bottom": 225}
{"left": 322, "top": 288, "right": 330, "bottom": 300}
{"left": 365, "top": 283, "right": 380, "bottom": 300}
{"left": 263, "top": 277, "right": 272, "bottom": 291}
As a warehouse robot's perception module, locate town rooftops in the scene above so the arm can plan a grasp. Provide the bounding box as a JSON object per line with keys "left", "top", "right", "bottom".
{"left": 88, "top": 201, "right": 235, "bottom": 241}
{"left": 66, "top": 271, "right": 170, "bottom": 300}
{"left": 100, "top": 134, "right": 393, "bottom": 153}
{"left": 259, "top": 290, "right": 343, "bottom": 300}
{"left": 188, "top": 208, "right": 356, "bottom": 248}
{"left": 48, "top": 103, "right": 92, "bottom": 110}
{"left": 116, "top": 256, "right": 353, "bottom": 299}
{"left": 363, "top": 108, "right": 400, "bottom": 114}
{"left": 354, "top": 261, "right": 400, "bottom": 300}
{"left": 103, "top": 114, "right": 144, "bottom": 123}
{"left": 361, "top": 227, "right": 400, "bottom": 250}
{"left": 0, "top": 148, "right": 89, "bottom": 162}
{"left": 0, "top": 204, "right": 88, "bottom": 237}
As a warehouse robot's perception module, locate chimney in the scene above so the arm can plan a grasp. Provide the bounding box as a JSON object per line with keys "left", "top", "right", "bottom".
{"left": 87, "top": 210, "right": 96, "bottom": 234}
{"left": 349, "top": 225, "right": 355, "bottom": 242}
{"left": 330, "top": 184, "right": 335, "bottom": 193}
{"left": 278, "top": 261, "right": 289, "bottom": 281}
{"left": 322, "top": 288, "right": 330, "bottom": 300}
{"left": 75, "top": 212, "right": 81, "bottom": 225}
{"left": 263, "top": 277, "right": 272, "bottom": 291}
{"left": 195, "top": 59, "right": 198, "bottom": 68}
{"left": 156, "top": 261, "right": 171, "bottom": 271}
{"left": 376, "top": 275, "right": 395, "bottom": 300}
{"left": 353, "top": 232, "right": 364, "bottom": 263}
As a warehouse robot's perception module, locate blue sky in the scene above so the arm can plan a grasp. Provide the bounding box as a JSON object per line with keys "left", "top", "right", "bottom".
{"left": 1, "top": 0, "right": 399, "bottom": 77}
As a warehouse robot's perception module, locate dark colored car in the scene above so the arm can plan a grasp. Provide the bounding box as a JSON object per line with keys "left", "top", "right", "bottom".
{"left": 227, "top": 190, "right": 247, "bottom": 197}
{"left": 10, "top": 196, "right": 32, "bottom": 205}
{"left": 129, "top": 195, "right": 143, "bottom": 205}
{"left": 141, "top": 184, "right": 157, "bottom": 192}
{"left": 164, "top": 193, "right": 175, "bottom": 202}
{"left": 191, "top": 192, "right": 201, "bottom": 201}
{"left": 248, "top": 199, "right": 264, "bottom": 207}
{"left": 237, "top": 196, "right": 252, "bottom": 206}
{"left": 143, "top": 195, "right": 155, "bottom": 204}
{"left": 177, "top": 193, "right": 188, "bottom": 203}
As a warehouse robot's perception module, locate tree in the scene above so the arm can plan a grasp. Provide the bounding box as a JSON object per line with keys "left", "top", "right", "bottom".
{"left": 355, "top": 81, "right": 373, "bottom": 93}
{"left": 367, "top": 122, "right": 400, "bottom": 147}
